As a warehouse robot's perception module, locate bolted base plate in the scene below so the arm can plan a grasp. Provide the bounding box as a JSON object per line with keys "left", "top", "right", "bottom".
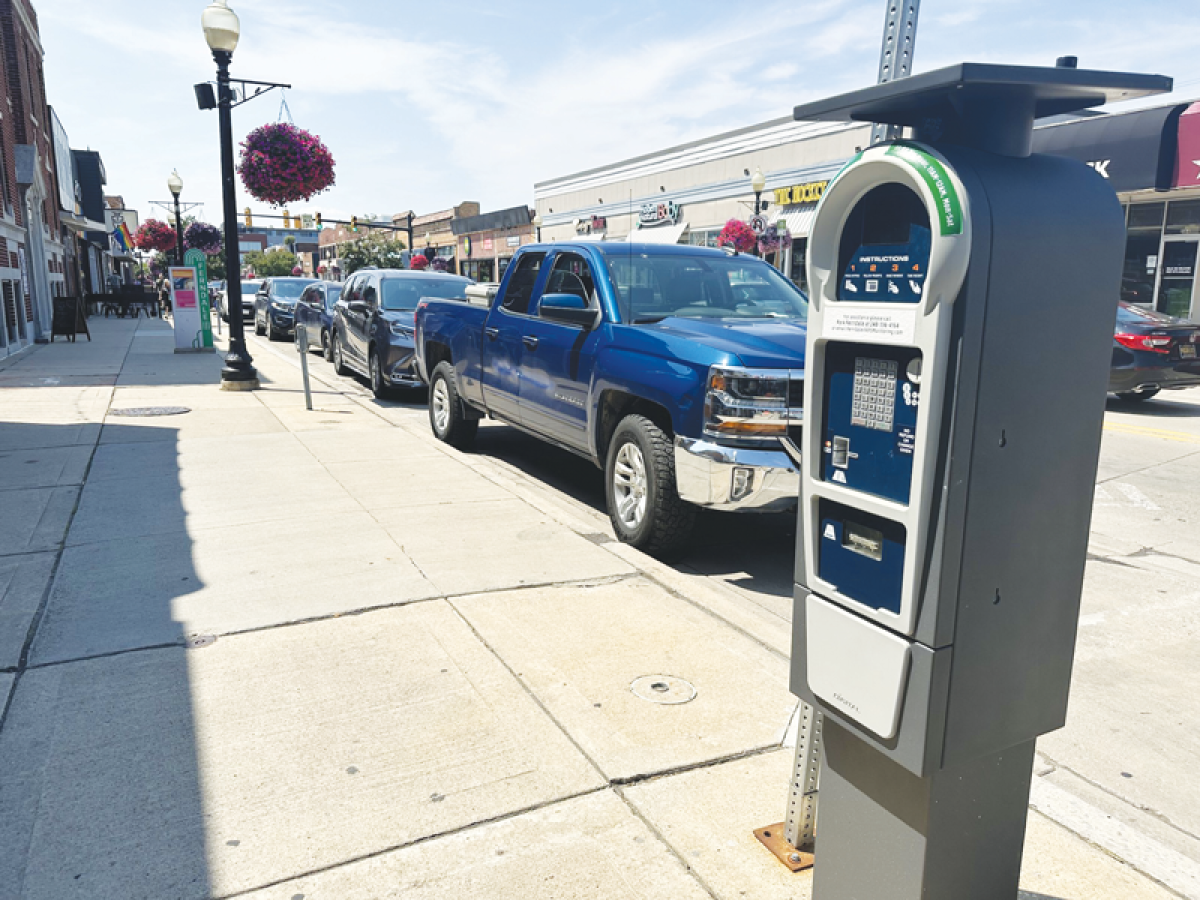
{"left": 220, "top": 378, "right": 260, "bottom": 392}
{"left": 753, "top": 822, "right": 815, "bottom": 873}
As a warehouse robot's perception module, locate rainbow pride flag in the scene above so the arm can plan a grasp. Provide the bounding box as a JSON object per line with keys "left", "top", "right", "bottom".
{"left": 112, "top": 221, "right": 135, "bottom": 254}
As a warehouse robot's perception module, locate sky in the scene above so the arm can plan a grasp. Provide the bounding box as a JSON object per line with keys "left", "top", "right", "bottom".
{"left": 38, "top": 0, "right": 1200, "bottom": 232}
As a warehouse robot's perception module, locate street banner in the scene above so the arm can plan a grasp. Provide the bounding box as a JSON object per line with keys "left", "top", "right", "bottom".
{"left": 169, "top": 266, "right": 204, "bottom": 354}
{"left": 184, "top": 249, "right": 215, "bottom": 350}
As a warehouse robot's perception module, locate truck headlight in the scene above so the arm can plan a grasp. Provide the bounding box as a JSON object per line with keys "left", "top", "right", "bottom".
{"left": 703, "top": 366, "right": 802, "bottom": 440}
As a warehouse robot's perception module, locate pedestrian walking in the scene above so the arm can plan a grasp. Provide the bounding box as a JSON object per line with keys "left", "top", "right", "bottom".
{"left": 157, "top": 276, "right": 171, "bottom": 318}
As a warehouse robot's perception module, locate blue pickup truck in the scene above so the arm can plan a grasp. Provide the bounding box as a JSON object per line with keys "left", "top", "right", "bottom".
{"left": 414, "top": 242, "right": 808, "bottom": 555}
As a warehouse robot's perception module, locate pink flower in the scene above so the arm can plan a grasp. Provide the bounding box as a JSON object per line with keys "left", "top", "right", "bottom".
{"left": 237, "top": 123, "right": 336, "bottom": 206}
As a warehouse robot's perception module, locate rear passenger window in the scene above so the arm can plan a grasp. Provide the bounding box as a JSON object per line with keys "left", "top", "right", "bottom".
{"left": 501, "top": 253, "right": 546, "bottom": 315}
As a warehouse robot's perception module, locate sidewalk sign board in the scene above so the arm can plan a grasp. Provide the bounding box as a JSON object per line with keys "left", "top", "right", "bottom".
{"left": 183, "top": 250, "right": 215, "bottom": 351}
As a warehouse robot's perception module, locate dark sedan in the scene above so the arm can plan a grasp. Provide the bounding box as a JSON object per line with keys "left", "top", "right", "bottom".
{"left": 254, "top": 277, "right": 318, "bottom": 341}
{"left": 1110, "top": 301, "right": 1200, "bottom": 401}
{"left": 293, "top": 281, "right": 342, "bottom": 361}
{"left": 331, "top": 269, "right": 473, "bottom": 397}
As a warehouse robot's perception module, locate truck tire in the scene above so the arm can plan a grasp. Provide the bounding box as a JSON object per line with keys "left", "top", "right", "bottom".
{"left": 605, "top": 414, "right": 695, "bottom": 557}
{"left": 429, "top": 361, "right": 478, "bottom": 449}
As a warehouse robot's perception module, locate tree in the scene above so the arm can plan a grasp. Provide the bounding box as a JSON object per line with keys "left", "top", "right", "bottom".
{"left": 340, "top": 232, "right": 408, "bottom": 275}
{"left": 242, "top": 247, "right": 298, "bottom": 277}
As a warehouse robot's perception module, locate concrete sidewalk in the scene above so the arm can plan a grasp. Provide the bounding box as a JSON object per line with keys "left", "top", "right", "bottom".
{"left": 0, "top": 316, "right": 1181, "bottom": 899}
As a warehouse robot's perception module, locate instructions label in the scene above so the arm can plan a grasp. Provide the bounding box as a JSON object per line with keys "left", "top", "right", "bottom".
{"left": 826, "top": 306, "right": 917, "bottom": 345}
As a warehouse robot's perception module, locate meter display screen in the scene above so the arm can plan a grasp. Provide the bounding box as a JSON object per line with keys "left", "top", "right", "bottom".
{"left": 821, "top": 342, "right": 921, "bottom": 505}
{"left": 837, "top": 182, "right": 931, "bottom": 304}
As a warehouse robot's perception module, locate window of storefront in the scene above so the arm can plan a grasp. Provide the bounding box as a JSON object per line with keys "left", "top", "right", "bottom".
{"left": 1123, "top": 202, "right": 1165, "bottom": 306}
{"left": 788, "top": 237, "right": 810, "bottom": 294}
{"left": 1165, "top": 199, "right": 1200, "bottom": 235}
{"left": 686, "top": 229, "right": 720, "bottom": 248}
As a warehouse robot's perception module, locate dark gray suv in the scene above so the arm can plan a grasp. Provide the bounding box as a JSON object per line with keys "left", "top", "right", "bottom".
{"left": 253, "top": 276, "right": 317, "bottom": 341}
{"left": 331, "top": 269, "right": 472, "bottom": 397}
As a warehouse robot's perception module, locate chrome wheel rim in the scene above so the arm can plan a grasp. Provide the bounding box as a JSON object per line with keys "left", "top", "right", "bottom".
{"left": 612, "top": 442, "right": 648, "bottom": 529}
{"left": 431, "top": 378, "right": 451, "bottom": 434}
{"left": 371, "top": 356, "right": 380, "bottom": 392}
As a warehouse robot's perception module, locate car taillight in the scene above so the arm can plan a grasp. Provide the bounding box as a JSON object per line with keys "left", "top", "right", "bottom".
{"left": 1114, "top": 333, "right": 1171, "bottom": 353}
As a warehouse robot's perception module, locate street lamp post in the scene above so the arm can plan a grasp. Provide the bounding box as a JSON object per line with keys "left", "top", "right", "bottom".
{"left": 532, "top": 212, "right": 543, "bottom": 243}
{"left": 751, "top": 167, "right": 766, "bottom": 258}
{"left": 168, "top": 170, "right": 185, "bottom": 266}
{"left": 202, "top": 0, "right": 258, "bottom": 389}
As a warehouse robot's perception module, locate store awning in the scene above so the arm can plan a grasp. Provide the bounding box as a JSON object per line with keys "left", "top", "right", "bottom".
{"left": 61, "top": 211, "right": 109, "bottom": 234}
{"left": 1032, "top": 103, "right": 1187, "bottom": 193}
{"left": 627, "top": 221, "right": 688, "bottom": 244}
{"left": 771, "top": 206, "right": 819, "bottom": 238}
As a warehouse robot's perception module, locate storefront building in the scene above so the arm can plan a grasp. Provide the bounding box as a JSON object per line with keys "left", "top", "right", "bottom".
{"left": 1034, "top": 101, "right": 1200, "bottom": 321}
{"left": 452, "top": 205, "right": 534, "bottom": 283}
{"left": 534, "top": 98, "right": 1200, "bottom": 321}
{"left": 533, "top": 116, "right": 870, "bottom": 292}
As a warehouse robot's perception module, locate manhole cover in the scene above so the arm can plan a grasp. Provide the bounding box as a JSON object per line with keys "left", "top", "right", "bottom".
{"left": 109, "top": 406, "right": 191, "bottom": 417}
{"left": 186, "top": 634, "right": 217, "bottom": 649}
{"left": 630, "top": 675, "right": 696, "bottom": 705}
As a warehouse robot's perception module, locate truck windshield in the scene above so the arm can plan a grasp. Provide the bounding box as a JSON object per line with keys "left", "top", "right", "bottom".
{"left": 381, "top": 276, "right": 469, "bottom": 310}
{"left": 605, "top": 254, "right": 808, "bottom": 324}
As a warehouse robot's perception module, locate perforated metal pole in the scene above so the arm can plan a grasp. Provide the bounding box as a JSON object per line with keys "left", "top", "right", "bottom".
{"left": 785, "top": 702, "right": 824, "bottom": 850}
{"left": 870, "top": 0, "right": 921, "bottom": 145}
{"left": 296, "top": 324, "right": 313, "bottom": 411}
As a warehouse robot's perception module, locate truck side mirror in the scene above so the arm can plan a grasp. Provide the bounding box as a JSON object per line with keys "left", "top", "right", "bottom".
{"left": 539, "top": 293, "right": 601, "bottom": 329}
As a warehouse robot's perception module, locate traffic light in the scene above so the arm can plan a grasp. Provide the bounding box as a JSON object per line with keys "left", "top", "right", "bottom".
{"left": 350, "top": 216, "right": 358, "bottom": 233}
{"left": 244, "top": 207, "right": 252, "bottom": 228}
{"left": 315, "top": 212, "right": 322, "bottom": 229}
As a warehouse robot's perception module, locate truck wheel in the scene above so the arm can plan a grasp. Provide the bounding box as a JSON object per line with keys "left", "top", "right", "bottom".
{"left": 605, "top": 415, "right": 695, "bottom": 557}
{"left": 429, "top": 361, "right": 478, "bottom": 449}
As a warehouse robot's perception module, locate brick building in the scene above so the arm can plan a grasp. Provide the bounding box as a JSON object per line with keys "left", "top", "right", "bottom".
{"left": 0, "top": 0, "right": 66, "bottom": 357}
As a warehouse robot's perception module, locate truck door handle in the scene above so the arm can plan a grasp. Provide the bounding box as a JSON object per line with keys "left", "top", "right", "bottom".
{"left": 484, "top": 326, "right": 499, "bottom": 340}
{"left": 522, "top": 335, "right": 539, "bottom": 350}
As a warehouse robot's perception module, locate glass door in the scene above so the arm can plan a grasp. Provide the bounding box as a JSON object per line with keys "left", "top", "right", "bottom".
{"left": 1157, "top": 238, "right": 1199, "bottom": 320}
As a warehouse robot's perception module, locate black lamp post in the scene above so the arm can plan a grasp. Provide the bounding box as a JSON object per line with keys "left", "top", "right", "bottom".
{"left": 202, "top": 0, "right": 258, "bottom": 389}
{"left": 168, "top": 170, "right": 185, "bottom": 266}
{"left": 751, "top": 167, "right": 766, "bottom": 257}
{"left": 532, "top": 212, "right": 543, "bottom": 243}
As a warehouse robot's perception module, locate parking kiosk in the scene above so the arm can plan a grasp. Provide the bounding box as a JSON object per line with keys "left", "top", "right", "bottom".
{"left": 790, "top": 64, "right": 1171, "bottom": 899}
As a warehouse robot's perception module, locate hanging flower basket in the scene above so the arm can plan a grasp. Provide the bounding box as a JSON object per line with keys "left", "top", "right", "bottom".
{"left": 184, "top": 221, "right": 223, "bottom": 255}
{"left": 291, "top": 265, "right": 303, "bottom": 276}
{"left": 136, "top": 219, "right": 177, "bottom": 253}
{"left": 238, "top": 123, "right": 336, "bottom": 206}
{"left": 717, "top": 219, "right": 757, "bottom": 254}
{"left": 757, "top": 228, "right": 792, "bottom": 257}
{"left": 409, "top": 254, "right": 429, "bottom": 271}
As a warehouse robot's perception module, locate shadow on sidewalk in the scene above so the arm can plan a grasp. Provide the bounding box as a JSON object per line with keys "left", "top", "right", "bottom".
{"left": 0, "top": 418, "right": 212, "bottom": 900}
{"left": 472, "top": 422, "right": 797, "bottom": 599}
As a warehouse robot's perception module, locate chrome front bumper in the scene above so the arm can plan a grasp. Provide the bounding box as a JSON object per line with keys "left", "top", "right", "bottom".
{"left": 673, "top": 435, "right": 799, "bottom": 512}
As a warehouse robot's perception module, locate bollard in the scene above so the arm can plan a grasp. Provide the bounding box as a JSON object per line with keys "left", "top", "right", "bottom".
{"left": 295, "top": 323, "right": 313, "bottom": 411}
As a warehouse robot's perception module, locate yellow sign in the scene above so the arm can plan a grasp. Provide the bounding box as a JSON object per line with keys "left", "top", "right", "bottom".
{"left": 773, "top": 180, "right": 828, "bottom": 206}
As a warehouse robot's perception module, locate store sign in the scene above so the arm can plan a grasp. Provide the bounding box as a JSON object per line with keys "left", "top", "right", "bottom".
{"left": 506, "top": 236, "right": 521, "bottom": 247}
{"left": 773, "top": 180, "right": 828, "bottom": 206}
{"left": 639, "top": 200, "right": 681, "bottom": 227}
{"left": 575, "top": 215, "right": 608, "bottom": 235}
{"left": 462, "top": 236, "right": 472, "bottom": 258}
{"left": 484, "top": 238, "right": 493, "bottom": 251}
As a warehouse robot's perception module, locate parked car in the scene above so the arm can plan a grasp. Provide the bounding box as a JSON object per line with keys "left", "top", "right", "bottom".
{"left": 332, "top": 268, "right": 473, "bottom": 397}
{"left": 293, "top": 280, "right": 343, "bottom": 361}
{"left": 415, "top": 242, "right": 807, "bottom": 556}
{"left": 218, "top": 279, "right": 262, "bottom": 323}
{"left": 1110, "top": 301, "right": 1200, "bottom": 401}
{"left": 253, "top": 276, "right": 318, "bottom": 341}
